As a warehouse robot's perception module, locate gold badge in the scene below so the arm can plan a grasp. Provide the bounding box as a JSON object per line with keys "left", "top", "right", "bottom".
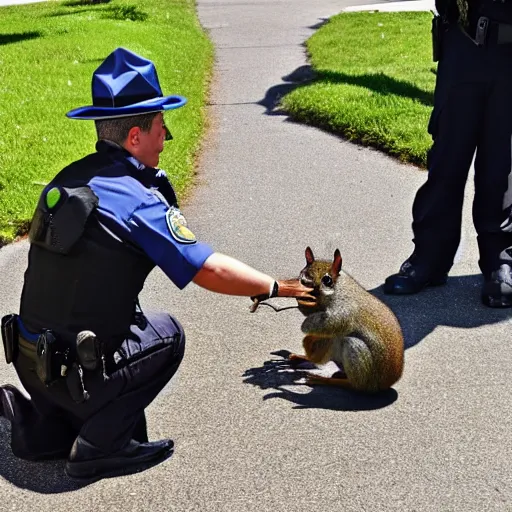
{"left": 166, "top": 207, "right": 196, "bottom": 244}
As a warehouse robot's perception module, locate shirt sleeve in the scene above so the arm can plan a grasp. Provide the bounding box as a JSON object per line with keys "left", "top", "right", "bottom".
{"left": 89, "top": 175, "right": 214, "bottom": 289}
{"left": 127, "top": 199, "right": 214, "bottom": 289}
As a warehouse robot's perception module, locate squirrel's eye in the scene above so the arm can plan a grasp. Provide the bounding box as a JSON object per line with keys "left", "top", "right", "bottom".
{"left": 321, "top": 274, "right": 333, "bottom": 287}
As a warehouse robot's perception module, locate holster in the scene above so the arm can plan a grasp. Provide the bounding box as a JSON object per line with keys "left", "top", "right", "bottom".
{"left": 1, "top": 314, "right": 19, "bottom": 365}
{"left": 432, "top": 15, "right": 445, "bottom": 62}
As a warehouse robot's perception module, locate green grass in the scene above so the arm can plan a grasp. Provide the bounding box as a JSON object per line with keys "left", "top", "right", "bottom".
{"left": 280, "top": 12, "right": 436, "bottom": 168}
{"left": 0, "top": 0, "right": 213, "bottom": 244}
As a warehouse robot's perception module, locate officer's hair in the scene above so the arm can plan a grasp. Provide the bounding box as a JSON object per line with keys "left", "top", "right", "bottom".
{"left": 94, "top": 112, "right": 159, "bottom": 145}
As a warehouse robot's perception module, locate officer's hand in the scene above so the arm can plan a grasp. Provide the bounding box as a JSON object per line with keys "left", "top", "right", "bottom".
{"left": 249, "top": 279, "right": 315, "bottom": 309}
{"left": 249, "top": 279, "right": 315, "bottom": 313}
{"left": 276, "top": 279, "right": 315, "bottom": 302}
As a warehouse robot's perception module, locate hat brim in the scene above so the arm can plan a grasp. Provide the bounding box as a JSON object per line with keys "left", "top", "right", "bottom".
{"left": 66, "top": 95, "right": 187, "bottom": 120}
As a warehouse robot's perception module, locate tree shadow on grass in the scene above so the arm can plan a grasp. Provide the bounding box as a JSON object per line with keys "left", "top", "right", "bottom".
{"left": 47, "top": 6, "right": 108, "bottom": 17}
{"left": 0, "top": 32, "right": 42, "bottom": 46}
{"left": 62, "top": 0, "right": 111, "bottom": 5}
{"left": 48, "top": 3, "right": 147, "bottom": 21}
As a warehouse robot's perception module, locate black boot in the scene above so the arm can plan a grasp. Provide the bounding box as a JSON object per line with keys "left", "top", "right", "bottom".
{"left": 0, "top": 384, "right": 27, "bottom": 424}
{"left": 481, "top": 262, "right": 512, "bottom": 308}
{"left": 384, "top": 255, "right": 448, "bottom": 295}
{"left": 65, "top": 436, "right": 174, "bottom": 480}
{"left": 2, "top": 386, "right": 76, "bottom": 461}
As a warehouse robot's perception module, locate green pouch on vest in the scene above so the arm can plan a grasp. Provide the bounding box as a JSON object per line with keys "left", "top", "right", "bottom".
{"left": 29, "top": 186, "right": 99, "bottom": 254}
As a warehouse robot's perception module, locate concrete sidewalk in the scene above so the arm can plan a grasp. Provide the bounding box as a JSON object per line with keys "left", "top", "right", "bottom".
{"left": 0, "top": 0, "right": 46, "bottom": 5}
{"left": 0, "top": 0, "right": 510, "bottom": 511}
{"left": 344, "top": 0, "right": 435, "bottom": 11}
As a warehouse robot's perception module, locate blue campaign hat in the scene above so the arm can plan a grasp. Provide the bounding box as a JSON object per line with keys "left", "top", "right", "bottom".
{"left": 66, "top": 47, "right": 187, "bottom": 120}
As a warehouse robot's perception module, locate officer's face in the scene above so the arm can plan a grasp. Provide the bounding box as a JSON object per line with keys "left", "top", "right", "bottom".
{"left": 136, "top": 112, "right": 167, "bottom": 167}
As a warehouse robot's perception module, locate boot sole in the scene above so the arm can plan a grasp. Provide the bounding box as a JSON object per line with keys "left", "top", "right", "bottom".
{"left": 65, "top": 445, "right": 174, "bottom": 481}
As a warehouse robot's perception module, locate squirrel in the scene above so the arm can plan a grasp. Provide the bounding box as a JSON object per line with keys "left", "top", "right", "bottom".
{"left": 290, "top": 247, "right": 404, "bottom": 393}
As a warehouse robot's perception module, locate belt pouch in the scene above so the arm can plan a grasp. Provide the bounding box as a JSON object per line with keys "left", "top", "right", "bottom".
{"left": 1, "top": 314, "right": 19, "bottom": 364}
{"left": 432, "top": 15, "right": 444, "bottom": 62}
{"left": 36, "top": 330, "right": 58, "bottom": 385}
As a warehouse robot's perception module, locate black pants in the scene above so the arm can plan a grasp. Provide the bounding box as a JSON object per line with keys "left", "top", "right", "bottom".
{"left": 10, "top": 312, "right": 185, "bottom": 459}
{"left": 411, "top": 24, "right": 512, "bottom": 277}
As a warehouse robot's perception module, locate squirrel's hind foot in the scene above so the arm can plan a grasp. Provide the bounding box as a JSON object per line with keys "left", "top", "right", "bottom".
{"left": 306, "top": 373, "right": 353, "bottom": 390}
{"left": 288, "top": 353, "right": 310, "bottom": 363}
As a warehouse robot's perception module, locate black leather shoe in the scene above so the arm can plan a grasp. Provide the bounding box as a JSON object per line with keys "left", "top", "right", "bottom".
{"left": 65, "top": 436, "right": 174, "bottom": 480}
{"left": 0, "top": 384, "right": 25, "bottom": 424}
{"left": 481, "top": 263, "right": 512, "bottom": 308}
{"left": 384, "top": 257, "right": 448, "bottom": 295}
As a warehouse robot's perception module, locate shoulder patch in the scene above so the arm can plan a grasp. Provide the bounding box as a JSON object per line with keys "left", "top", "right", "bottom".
{"left": 166, "top": 207, "right": 196, "bottom": 244}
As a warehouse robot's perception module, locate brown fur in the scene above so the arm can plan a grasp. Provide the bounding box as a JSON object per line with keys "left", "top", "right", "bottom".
{"left": 290, "top": 247, "right": 404, "bottom": 393}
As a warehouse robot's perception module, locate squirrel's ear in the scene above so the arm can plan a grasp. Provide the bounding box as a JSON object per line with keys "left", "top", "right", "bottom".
{"left": 305, "top": 246, "right": 315, "bottom": 265}
{"left": 332, "top": 249, "right": 342, "bottom": 277}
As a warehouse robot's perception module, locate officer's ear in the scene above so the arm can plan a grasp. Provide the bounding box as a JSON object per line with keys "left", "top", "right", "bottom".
{"left": 126, "top": 126, "right": 141, "bottom": 148}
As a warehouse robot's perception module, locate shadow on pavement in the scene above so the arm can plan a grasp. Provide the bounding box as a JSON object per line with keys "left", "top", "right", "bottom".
{"left": 370, "top": 273, "right": 512, "bottom": 349}
{"left": 0, "top": 420, "right": 91, "bottom": 493}
{"left": 258, "top": 65, "right": 316, "bottom": 114}
{"left": 308, "top": 18, "right": 330, "bottom": 31}
{"left": 244, "top": 274, "right": 511, "bottom": 409}
{"left": 243, "top": 350, "right": 398, "bottom": 411}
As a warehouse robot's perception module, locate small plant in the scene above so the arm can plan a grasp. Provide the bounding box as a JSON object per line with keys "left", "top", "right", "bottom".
{"left": 104, "top": 5, "right": 148, "bottom": 21}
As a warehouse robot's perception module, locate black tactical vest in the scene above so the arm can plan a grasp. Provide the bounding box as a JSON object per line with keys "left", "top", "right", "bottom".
{"left": 19, "top": 142, "right": 176, "bottom": 353}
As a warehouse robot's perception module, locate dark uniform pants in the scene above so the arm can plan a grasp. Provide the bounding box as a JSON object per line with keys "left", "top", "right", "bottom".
{"left": 10, "top": 312, "right": 185, "bottom": 459}
{"left": 412, "top": 24, "right": 512, "bottom": 277}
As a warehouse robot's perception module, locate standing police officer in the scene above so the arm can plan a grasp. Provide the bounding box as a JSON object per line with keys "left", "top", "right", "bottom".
{"left": 0, "top": 48, "right": 313, "bottom": 481}
{"left": 384, "top": 0, "right": 512, "bottom": 307}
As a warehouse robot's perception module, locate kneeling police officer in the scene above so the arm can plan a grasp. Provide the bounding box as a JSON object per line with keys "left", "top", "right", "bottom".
{"left": 0, "top": 48, "right": 313, "bottom": 481}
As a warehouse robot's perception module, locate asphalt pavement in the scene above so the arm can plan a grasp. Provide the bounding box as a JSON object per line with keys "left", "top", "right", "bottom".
{"left": 0, "top": 0, "right": 511, "bottom": 511}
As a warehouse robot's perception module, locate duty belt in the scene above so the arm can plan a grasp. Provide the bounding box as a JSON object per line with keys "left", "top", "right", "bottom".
{"left": 4, "top": 316, "right": 96, "bottom": 403}
{"left": 18, "top": 335, "right": 37, "bottom": 362}
{"left": 462, "top": 17, "right": 512, "bottom": 46}
{"left": 16, "top": 317, "right": 39, "bottom": 362}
